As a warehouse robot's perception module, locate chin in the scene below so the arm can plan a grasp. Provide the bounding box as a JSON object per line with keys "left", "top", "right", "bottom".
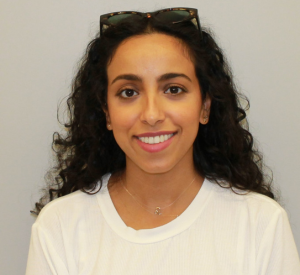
{"left": 138, "top": 162, "right": 175, "bottom": 175}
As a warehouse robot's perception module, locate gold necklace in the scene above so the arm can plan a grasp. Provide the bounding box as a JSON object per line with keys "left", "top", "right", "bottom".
{"left": 120, "top": 176, "right": 196, "bottom": 217}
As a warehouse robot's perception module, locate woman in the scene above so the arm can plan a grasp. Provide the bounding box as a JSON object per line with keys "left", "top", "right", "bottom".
{"left": 26, "top": 8, "right": 300, "bottom": 274}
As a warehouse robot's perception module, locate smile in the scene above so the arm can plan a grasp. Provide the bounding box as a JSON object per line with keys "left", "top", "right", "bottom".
{"left": 135, "top": 132, "right": 177, "bottom": 153}
{"left": 137, "top": 134, "right": 175, "bottom": 144}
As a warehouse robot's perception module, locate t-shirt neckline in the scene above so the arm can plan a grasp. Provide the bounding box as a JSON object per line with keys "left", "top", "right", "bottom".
{"left": 97, "top": 173, "right": 213, "bottom": 244}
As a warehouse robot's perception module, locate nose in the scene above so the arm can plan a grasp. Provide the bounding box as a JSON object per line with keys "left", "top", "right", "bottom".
{"left": 139, "top": 92, "right": 165, "bottom": 126}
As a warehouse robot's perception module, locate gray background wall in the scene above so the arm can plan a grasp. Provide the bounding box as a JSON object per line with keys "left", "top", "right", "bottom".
{"left": 1, "top": 0, "right": 299, "bottom": 274}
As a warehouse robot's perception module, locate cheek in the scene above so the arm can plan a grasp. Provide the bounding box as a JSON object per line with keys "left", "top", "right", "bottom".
{"left": 109, "top": 106, "right": 138, "bottom": 131}
{"left": 170, "top": 99, "right": 202, "bottom": 123}
{"left": 170, "top": 101, "right": 201, "bottom": 138}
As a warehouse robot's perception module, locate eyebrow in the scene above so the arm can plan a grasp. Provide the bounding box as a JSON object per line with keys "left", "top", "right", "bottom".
{"left": 110, "top": 73, "right": 192, "bottom": 85}
{"left": 158, "top": 73, "right": 192, "bottom": 82}
{"left": 111, "top": 74, "right": 142, "bottom": 85}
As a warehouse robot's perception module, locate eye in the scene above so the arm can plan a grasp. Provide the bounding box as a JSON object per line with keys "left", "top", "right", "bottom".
{"left": 119, "top": 89, "right": 138, "bottom": 98}
{"left": 165, "top": 86, "right": 186, "bottom": 95}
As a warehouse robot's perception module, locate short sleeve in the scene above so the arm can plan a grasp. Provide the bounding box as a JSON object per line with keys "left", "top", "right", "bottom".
{"left": 25, "top": 212, "right": 69, "bottom": 275}
{"left": 256, "top": 207, "right": 300, "bottom": 274}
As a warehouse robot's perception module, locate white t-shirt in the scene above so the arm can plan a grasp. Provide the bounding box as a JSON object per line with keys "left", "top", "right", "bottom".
{"left": 26, "top": 174, "right": 300, "bottom": 274}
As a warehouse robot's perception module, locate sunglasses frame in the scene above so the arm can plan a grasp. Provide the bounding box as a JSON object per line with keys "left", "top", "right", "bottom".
{"left": 100, "top": 7, "right": 202, "bottom": 39}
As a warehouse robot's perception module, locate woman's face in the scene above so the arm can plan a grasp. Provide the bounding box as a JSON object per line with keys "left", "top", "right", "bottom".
{"left": 106, "top": 33, "right": 210, "bottom": 174}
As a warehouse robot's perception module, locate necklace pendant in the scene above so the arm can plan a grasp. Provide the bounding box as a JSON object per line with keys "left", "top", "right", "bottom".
{"left": 155, "top": 207, "right": 162, "bottom": 215}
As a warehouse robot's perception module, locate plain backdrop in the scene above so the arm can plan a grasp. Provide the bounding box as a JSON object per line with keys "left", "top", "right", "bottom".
{"left": 1, "top": 0, "right": 299, "bottom": 274}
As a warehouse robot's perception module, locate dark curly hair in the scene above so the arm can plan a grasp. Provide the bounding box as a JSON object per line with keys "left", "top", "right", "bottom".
{"left": 33, "top": 15, "right": 276, "bottom": 214}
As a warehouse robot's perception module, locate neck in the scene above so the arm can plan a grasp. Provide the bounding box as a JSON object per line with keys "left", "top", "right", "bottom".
{"left": 118, "top": 156, "right": 204, "bottom": 209}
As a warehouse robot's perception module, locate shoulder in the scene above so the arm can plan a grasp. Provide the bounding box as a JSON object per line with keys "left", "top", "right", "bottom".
{"left": 207, "top": 180, "right": 287, "bottom": 230}
{"left": 35, "top": 173, "right": 111, "bottom": 227}
{"left": 34, "top": 173, "right": 112, "bottom": 231}
{"left": 209, "top": 180, "right": 283, "bottom": 212}
{"left": 206, "top": 180, "right": 296, "bottom": 253}
{"left": 37, "top": 190, "right": 90, "bottom": 218}
{"left": 34, "top": 190, "right": 99, "bottom": 231}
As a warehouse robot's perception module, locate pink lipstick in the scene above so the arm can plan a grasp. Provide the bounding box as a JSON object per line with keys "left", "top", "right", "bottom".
{"left": 134, "top": 131, "right": 177, "bottom": 153}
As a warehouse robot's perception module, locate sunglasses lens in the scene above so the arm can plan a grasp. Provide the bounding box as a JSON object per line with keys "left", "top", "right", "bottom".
{"left": 107, "top": 13, "right": 141, "bottom": 24}
{"left": 156, "top": 10, "right": 190, "bottom": 23}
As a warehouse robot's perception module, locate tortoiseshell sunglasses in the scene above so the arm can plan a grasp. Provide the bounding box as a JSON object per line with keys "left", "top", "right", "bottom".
{"left": 100, "top": 7, "right": 202, "bottom": 39}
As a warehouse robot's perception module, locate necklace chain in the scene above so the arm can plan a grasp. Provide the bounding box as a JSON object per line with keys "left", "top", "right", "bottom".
{"left": 120, "top": 176, "right": 196, "bottom": 217}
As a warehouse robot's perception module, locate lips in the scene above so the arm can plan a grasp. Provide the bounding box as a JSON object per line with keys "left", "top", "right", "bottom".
{"left": 134, "top": 131, "right": 177, "bottom": 153}
{"left": 135, "top": 131, "right": 177, "bottom": 138}
{"left": 137, "top": 133, "right": 175, "bottom": 144}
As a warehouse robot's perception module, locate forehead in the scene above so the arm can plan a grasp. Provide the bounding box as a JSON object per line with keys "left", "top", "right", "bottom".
{"left": 107, "top": 33, "right": 195, "bottom": 79}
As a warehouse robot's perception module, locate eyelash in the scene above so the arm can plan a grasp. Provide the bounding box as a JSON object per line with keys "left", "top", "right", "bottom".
{"left": 117, "top": 85, "right": 187, "bottom": 99}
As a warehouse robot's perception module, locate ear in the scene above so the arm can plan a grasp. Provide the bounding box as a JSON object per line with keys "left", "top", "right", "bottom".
{"left": 103, "top": 105, "right": 112, "bottom": 130}
{"left": 199, "top": 96, "right": 212, "bottom": 125}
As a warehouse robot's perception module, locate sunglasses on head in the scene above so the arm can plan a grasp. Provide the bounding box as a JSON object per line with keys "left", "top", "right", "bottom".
{"left": 100, "top": 7, "right": 202, "bottom": 38}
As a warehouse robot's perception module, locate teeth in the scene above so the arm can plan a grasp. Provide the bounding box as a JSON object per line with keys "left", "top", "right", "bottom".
{"left": 138, "top": 134, "right": 174, "bottom": 144}
{"left": 154, "top": 136, "right": 160, "bottom": 144}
